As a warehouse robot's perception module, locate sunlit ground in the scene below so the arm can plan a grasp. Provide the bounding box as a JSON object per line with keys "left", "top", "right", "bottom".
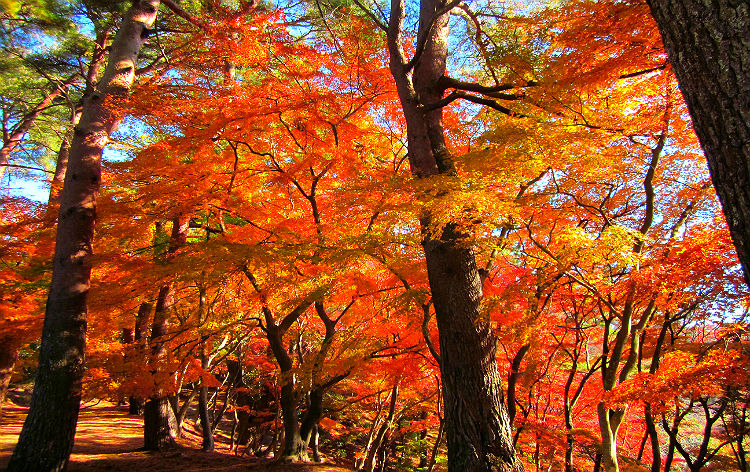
{"left": 0, "top": 401, "right": 354, "bottom": 472}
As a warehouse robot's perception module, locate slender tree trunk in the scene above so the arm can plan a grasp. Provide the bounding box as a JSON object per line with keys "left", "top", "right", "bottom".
{"left": 144, "top": 216, "right": 187, "bottom": 448}
{"left": 0, "top": 343, "right": 18, "bottom": 411}
{"left": 198, "top": 349, "right": 215, "bottom": 451}
{"left": 174, "top": 386, "right": 198, "bottom": 436}
{"left": 310, "top": 424, "right": 321, "bottom": 462}
{"left": 644, "top": 403, "right": 660, "bottom": 472}
{"left": 129, "top": 302, "right": 152, "bottom": 415}
{"left": 386, "top": 0, "right": 521, "bottom": 469}
{"left": 363, "top": 381, "right": 399, "bottom": 472}
{"left": 427, "top": 417, "right": 445, "bottom": 472}
{"left": 198, "top": 385, "right": 214, "bottom": 452}
{"left": 646, "top": 0, "right": 750, "bottom": 285}
{"left": 6, "top": 3, "right": 160, "bottom": 470}
{"left": 508, "top": 343, "right": 530, "bottom": 426}
{"left": 300, "top": 388, "right": 324, "bottom": 446}
{"left": 46, "top": 109, "right": 80, "bottom": 211}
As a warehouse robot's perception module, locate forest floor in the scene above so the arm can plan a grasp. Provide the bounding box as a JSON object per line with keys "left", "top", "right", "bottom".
{"left": 0, "top": 391, "right": 354, "bottom": 472}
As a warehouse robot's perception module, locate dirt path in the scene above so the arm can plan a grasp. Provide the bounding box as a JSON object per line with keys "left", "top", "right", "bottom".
{"left": 0, "top": 401, "right": 353, "bottom": 472}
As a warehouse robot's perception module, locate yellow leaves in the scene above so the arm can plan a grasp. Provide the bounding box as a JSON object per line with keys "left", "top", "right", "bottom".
{"left": 558, "top": 224, "right": 641, "bottom": 269}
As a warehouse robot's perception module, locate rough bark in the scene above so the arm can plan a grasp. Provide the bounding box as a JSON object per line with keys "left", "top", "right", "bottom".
{"left": 646, "top": 0, "right": 750, "bottom": 285}
{"left": 6, "top": 3, "right": 160, "bottom": 471}
{"left": 273, "top": 328, "right": 306, "bottom": 461}
{"left": 143, "top": 284, "right": 177, "bottom": 450}
{"left": 385, "top": 0, "right": 521, "bottom": 469}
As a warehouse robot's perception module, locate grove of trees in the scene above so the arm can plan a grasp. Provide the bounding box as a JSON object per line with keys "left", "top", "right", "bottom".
{"left": 1, "top": 0, "right": 748, "bottom": 472}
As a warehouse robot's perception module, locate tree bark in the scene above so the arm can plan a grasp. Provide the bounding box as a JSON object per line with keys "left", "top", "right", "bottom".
{"left": 198, "top": 349, "right": 215, "bottom": 451}
{"left": 0, "top": 343, "right": 18, "bottom": 411}
{"left": 6, "top": 2, "right": 160, "bottom": 470}
{"left": 129, "top": 302, "right": 152, "bottom": 415}
{"left": 385, "top": 0, "right": 521, "bottom": 469}
{"left": 646, "top": 0, "right": 750, "bottom": 285}
{"left": 143, "top": 284, "right": 177, "bottom": 450}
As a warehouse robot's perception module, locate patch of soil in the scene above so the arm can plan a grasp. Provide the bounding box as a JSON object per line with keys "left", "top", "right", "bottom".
{"left": 0, "top": 401, "right": 354, "bottom": 472}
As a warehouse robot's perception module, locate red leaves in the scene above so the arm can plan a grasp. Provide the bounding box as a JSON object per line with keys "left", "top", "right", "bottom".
{"left": 606, "top": 349, "right": 750, "bottom": 413}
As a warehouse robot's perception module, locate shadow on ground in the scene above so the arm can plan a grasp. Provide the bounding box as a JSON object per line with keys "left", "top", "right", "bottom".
{"left": 0, "top": 401, "right": 353, "bottom": 472}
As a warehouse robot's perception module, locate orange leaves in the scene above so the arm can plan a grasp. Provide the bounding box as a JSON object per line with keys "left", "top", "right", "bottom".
{"left": 183, "top": 358, "right": 222, "bottom": 388}
{"left": 543, "top": 0, "right": 666, "bottom": 89}
{"left": 606, "top": 349, "right": 750, "bottom": 413}
{"left": 319, "top": 417, "right": 346, "bottom": 438}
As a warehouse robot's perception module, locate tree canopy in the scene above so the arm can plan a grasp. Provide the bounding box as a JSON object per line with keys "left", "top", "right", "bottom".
{"left": 1, "top": 1, "right": 749, "bottom": 471}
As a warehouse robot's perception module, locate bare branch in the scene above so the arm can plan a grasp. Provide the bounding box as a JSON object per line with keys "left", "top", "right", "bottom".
{"left": 423, "top": 90, "right": 527, "bottom": 117}
{"left": 350, "top": 0, "right": 388, "bottom": 31}
{"left": 438, "top": 75, "right": 535, "bottom": 96}
{"left": 0, "top": 163, "right": 55, "bottom": 174}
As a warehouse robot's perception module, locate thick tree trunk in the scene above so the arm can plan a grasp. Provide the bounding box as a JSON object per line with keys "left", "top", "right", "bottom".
{"left": 6, "top": 3, "right": 160, "bottom": 471}
{"left": 144, "top": 284, "right": 177, "bottom": 450}
{"left": 425, "top": 237, "right": 519, "bottom": 471}
{"left": 646, "top": 0, "right": 750, "bottom": 285}
{"left": 279, "top": 381, "right": 306, "bottom": 461}
{"left": 386, "top": 0, "right": 521, "bottom": 469}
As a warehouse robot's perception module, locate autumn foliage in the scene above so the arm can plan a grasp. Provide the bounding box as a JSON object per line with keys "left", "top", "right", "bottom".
{"left": 2, "top": 0, "right": 749, "bottom": 471}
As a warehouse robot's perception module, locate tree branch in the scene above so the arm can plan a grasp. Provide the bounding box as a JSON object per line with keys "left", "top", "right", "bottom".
{"left": 161, "top": 0, "right": 210, "bottom": 31}
{"left": 423, "top": 90, "right": 527, "bottom": 117}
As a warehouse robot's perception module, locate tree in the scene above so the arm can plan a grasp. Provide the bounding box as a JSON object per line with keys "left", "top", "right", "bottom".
{"left": 375, "top": 0, "right": 526, "bottom": 468}
{"left": 6, "top": 1, "right": 160, "bottom": 470}
{"left": 646, "top": 0, "right": 750, "bottom": 286}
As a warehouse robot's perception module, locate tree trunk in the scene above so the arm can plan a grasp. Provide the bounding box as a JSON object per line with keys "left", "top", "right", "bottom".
{"left": 198, "top": 349, "right": 215, "bottom": 451}
{"left": 300, "top": 388, "right": 324, "bottom": 446}
{"left": 174, "top": 386, "right": 198, "bottom": 436}
{"left": 425, "top": 236, "right": 519, "bottom": 471}
{"left": 646, "top": 0, "right": 750, "bottom": 285}
{"left": 310, "top": 424, "right": 321, "bottom": 462}
{"left": 279, "top": 380, "right": 306, "bottom": 461}
{"left": 363, "top": 382, "right": 399, "bottom": 472}
{"left": 6, "top": 2, "right": 160, "bottom": 470}
{"left": 427, "top": 417, "right": 445, "bottom": 472}
{"left": 143, "top": 284, "right": 177, "bottom": 450}
{"left": 129, "top": 302, "right": 152, "bottom": 415}
{"left": 386, "top": 0, "right": 521, "bottom": 469}
{"left": 0, "top": 343, "right": 18, "bottom": 411}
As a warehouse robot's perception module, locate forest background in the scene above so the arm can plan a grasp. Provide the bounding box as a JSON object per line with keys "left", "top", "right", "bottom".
{"left": 1, "top": 0, "right": 749, "bottom": 471}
